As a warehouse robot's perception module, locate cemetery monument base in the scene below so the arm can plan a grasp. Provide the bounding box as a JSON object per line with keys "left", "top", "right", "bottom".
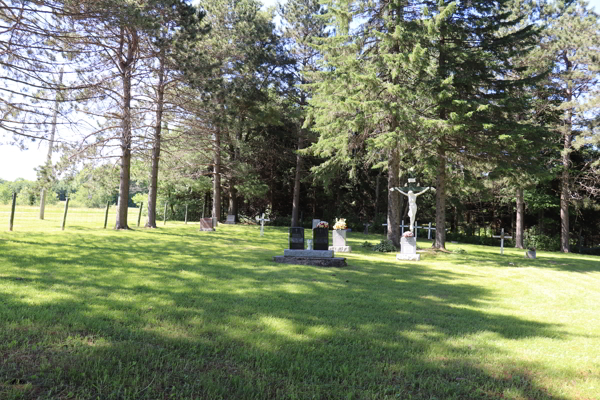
{"left": 273, "top": 227, "right": 347, "bottom": 267}
{"left": 396, "top": 237, "right": 421, "bottom": 261}
{"left": 329, "top": 229, "right": 351, "bottom": 253}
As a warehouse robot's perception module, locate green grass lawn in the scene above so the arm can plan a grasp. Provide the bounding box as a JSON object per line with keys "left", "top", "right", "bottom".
{"left": 1, "top": 211, "right": 599, "bottom": 399}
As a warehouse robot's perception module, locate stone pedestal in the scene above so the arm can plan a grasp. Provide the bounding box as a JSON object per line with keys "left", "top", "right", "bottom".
{"left": 274, "top": 249, "right": 346, "bottom": 267}
{"left": 329, "top": 229, "right": 351, "bottom": 252}
{"left": 284, "top": 249, "right": 333, "bottom": 258}
{"left": 396, "top": 237, "right": 420, "bottom": 261}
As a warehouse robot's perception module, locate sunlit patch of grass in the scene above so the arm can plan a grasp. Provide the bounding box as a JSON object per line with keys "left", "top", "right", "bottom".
{"left": 0, "top": 220, "right": 599, "bottom": 399}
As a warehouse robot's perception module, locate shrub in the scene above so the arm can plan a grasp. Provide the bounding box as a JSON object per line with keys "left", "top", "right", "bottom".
{"left": 372, "top": 239, "right": 397, "bottom": 252}
{"left": 524, "top": 227, "right": 560, "bottom": 252}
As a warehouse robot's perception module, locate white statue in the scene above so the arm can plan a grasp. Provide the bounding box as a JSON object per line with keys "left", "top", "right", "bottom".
{"left": 391, "top": 186, "right": 430, "bottom": 232}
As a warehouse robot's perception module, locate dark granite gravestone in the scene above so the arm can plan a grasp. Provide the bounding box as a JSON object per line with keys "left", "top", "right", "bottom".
{"left": 313, "top": 227, "right": 329, "bottom": 250}
{"left": 289, "top": 227, "right": 304, "bottom": 249}
{"left": 200, "top": 218, "right": 214, "bottom": 231}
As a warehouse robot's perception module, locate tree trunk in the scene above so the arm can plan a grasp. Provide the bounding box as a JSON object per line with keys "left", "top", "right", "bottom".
{"left": 212, "top": 127, "right": 221, "bottom": 226}
{"left": 374, "top": 168, "right": 382, "bottom": 218}
{"left": 115, "top": 30, "right": 137, "bottom": 230}
{"left": 515, "top": 187, "right": 524, "bottom": 248}
{"left": 387, "top": 146, "right": 400, "bottom": 247}
{"left": 291, "top": 134, "right": 303, "bottom": 227}
{"left": 433, "top": 148, "right": 446, "bottom": 249}
{"left": 146, "top": 49, "right": 166, "bottom": 229}
{"left": 560, "top": 108, "right": 573, "bottom": 253}
{"left": 228, "top": 186, "right": 238, "bottom": 218}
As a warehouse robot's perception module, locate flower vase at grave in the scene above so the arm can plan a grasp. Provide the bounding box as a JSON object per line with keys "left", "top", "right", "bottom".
{"left": 313, "top": 227, "right": 329, "bottom": 250}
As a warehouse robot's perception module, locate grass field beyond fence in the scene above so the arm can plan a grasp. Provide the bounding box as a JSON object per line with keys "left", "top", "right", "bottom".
{"left": 1, "top": 203, "right": 146, "bottom": 231}
{"left": 1, "top": 220, "right": 599, "bottom": 399}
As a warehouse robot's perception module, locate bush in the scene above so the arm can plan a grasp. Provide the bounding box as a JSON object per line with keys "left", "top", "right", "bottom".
{"left": 372, "top": 239, "right": 397, "bottom": 252}
{"left": 575, "top": 247, "right": 600, "bottom": 256}
{"left": 524, "top": 227, "right": 560, "bottom": 252}
{"left": 446, "top": 232, "right": 498, "bottom": 246}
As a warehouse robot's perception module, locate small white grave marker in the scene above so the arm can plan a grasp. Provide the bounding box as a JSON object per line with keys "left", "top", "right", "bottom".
{"left": 492, "top": 228, "right": 513, "bottom": 255}
{"left": 382, "top": 220, "right": 411, "bottom": 234}
{"left": 256, "top": 213, "right": 270, "bottom": 236}
{"left": 414, "top": 221, "right": 423, "bottom": 239}
{"left": 425, "top": 222, "right": 436, "bottom": 239}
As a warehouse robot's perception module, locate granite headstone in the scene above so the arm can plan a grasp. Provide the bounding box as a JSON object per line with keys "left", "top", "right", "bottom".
{"left": 313, "top": 227, "right": 329, "bottom": 251}
{"left": 289, "top": 227, "right": 304, "bottom": 250}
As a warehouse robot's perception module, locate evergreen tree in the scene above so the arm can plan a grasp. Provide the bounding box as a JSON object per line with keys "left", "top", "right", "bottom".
{"left": 538, "top": 0, "right": 600, "bottom": 252}
{"left": 278, "top": 0, "right": 327, "bottom": 227}
{"left": 306, "top": 0, "right": 543, "bottom": 248}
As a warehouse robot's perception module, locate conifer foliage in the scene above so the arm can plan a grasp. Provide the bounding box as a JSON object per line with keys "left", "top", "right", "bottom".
{"left": 306, "top": 0, "right": 547, "bottom": 249}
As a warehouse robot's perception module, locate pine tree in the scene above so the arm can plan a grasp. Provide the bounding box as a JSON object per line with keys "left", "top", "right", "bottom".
{"left": 538, "top": 0, "right": 600, "bottom": 252}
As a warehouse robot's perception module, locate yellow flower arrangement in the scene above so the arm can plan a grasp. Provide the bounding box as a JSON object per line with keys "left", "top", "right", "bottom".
{"left": 333, "top": 218, "right": 347, "bottom": 230}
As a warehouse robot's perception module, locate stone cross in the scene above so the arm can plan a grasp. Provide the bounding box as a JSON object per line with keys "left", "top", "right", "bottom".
{"left": 256, "top": 213, "right": 270, "bottom": 236}
{"left": 363, "top": 222, "right": 371, "bottom": 235}
{"left": 492, "top": 228, "right": 513, "bottom": 255}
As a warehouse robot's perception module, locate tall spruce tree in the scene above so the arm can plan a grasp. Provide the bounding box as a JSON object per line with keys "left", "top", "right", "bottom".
{"left": 306, "top": 0, "right": 543, "bottom": 249}
{"left": 538, "top": 0, "right": 600, "bottom": 252}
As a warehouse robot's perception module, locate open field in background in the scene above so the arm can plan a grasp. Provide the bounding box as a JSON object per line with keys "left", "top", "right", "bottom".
{"left": 0, "top": 222, "right": 599, "bottom": 399}
{"left": 0, "top": 204, "right": 146, "bottom": 230}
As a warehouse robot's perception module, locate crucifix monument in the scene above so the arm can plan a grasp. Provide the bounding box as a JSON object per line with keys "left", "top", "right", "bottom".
{"left": 391, "top": 178, "right": 431, "bottom": 233}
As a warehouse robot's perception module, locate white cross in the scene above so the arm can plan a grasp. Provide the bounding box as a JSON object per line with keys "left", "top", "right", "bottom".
{"left": 425, "top": 222, "right": 436, "bottom": 239}
{"left": 492, "top": 228, "right": 513, "bottom": 255}
{"left": 382, "top": 220, "right": 411, "bottom": 233}
{"left": 414, "top": 221, "right": 423, "bottom": 239}
{"left": 256, "top": 213, "right": 270, "bottom": 236}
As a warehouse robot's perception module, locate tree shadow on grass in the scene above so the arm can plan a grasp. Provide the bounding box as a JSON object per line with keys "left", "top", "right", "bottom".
{"left": 444, "top": 246, "right": 600, "bottom": 273}
{"left": 0, "top": 226, "right": 586, "bottom": 399}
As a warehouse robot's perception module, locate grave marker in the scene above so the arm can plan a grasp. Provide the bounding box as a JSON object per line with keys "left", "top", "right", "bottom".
{"left": 256, "top": 213, "right": 270, "bottom": 236}
{"left": 492, "top": 228, "right": 513, "bottom": 255}
{"left": 313, "top": 227, "right": 329, "bottom": 250}
{"left": 200, "top": 217, "right": 215, "bottom": 231}
{"left": 289, "top": 227, "right": 304, "bottom": 249}
{"left": 425, "top": 222, "right": 436, "bottom": 239}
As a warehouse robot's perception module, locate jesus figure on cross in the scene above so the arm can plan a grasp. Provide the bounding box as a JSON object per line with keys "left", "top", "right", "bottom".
{"left": 391, "top": 186, "right": 430, "bottom": 233}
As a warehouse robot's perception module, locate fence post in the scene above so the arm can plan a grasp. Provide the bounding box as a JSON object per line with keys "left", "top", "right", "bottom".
{"left": 39, "top": 188, "right": 46, "bottom": 220}
{"left": 185, "top": 204, "right": 188, "bottom": 224}
{"left": 9, "top": 192, "right": 16, "bottom": 231}
{"left": 163, "top": 202, "right": 168, "bottom": 225}
{"left": 61, "top": 197, "right": 70, "bottom": 231}
{"left": 137, "top": 202, "right": 143, "bottom": 227}
{"left": 104, "top": 201, "right": 110, "bottom": 229}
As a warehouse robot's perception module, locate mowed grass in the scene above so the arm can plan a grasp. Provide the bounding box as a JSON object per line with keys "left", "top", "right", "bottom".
{"left": 1, "top": 210, "right": 599, "bottom": 399}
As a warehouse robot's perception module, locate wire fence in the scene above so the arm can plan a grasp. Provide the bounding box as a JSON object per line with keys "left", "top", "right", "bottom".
{"left": 0, "top": 201, "right": 189, "bottom": 232}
